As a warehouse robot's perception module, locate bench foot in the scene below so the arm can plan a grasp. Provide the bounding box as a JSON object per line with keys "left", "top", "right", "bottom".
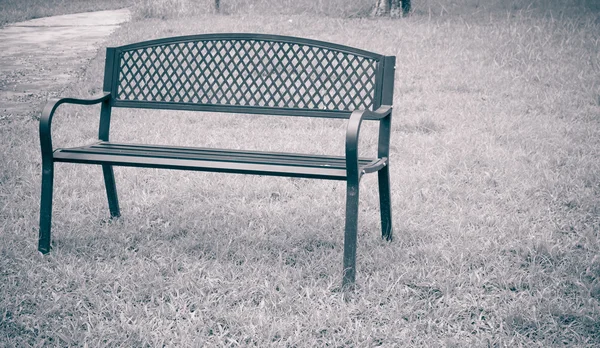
{"left": 342, "top": 182, "right": 360, "bottom": 290}
{"left": 378, "top": 166, "right": 393, "bottom": 241}
{"left": 38, "top": 163, "right": 54, "bottom": 254}
{"left": 102, "top": 165, "right": 120, "bottom": 218}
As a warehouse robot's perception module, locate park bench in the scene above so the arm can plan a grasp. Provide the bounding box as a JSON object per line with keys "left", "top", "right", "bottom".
{"left": 39, "top": 33, "right": 396, "bottom": 288}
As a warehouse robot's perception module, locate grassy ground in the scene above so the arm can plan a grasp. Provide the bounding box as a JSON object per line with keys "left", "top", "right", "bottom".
{"left": 1, "top": 0, "right": 600, "bottom": 346}
{"left": 0, "top": 0, "right": 134, "bottom": 26}
{"left": 131, "top": 0, "right": 600, "bottom": 18}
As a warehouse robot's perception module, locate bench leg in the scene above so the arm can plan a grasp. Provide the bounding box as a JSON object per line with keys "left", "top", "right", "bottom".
{"left": 342, "top": 181, "right": 360, "bottom": 290}
{"left": 102, "top": 165, "right": 120, "bottom": 218}
{"left": 378, "top": 165, "right": 393, "bottom": 241}
{"left": 39, "top": 162, "right": 54, "bottom": 253}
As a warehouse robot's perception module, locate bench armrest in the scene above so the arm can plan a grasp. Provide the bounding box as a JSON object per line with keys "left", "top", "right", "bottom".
{"left": 359, "top": 105, "right": 393, "bottom": 121}
{"left": 345, "top": 105, "right": 392, "bottom": 179}
{"left": 40, "top": 92, "right": 111, "bottom": 159}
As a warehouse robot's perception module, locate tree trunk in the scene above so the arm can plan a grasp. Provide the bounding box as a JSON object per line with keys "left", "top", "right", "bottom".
{"left": 371, "top": 0, "right": 389, "bottom": 16}
{"left": 372, "top": 0, "right": 411, "bottom": 17}
{"left": 402, "top": 0, "right": 411, "bottom": 15}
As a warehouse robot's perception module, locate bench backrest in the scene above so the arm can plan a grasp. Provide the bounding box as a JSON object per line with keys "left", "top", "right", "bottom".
{"left": 103, "top": 33, "right": 395, "bottom": 118}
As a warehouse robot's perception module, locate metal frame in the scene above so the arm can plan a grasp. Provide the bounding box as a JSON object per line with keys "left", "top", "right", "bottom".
{"left": 38, "top": 33, "right": 396, "bottom": 289}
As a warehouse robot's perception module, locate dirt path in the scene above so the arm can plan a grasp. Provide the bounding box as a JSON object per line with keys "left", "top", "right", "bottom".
{"left": 0, "top": 9, "right": 130, "bottom": 121}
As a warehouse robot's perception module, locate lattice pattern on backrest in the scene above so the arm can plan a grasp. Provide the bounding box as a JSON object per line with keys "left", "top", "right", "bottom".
{"left": 113, "top": 37, "right": 380, "bottom": 111}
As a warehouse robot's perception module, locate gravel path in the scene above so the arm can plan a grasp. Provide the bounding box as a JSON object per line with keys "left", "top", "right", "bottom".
{"left": 0, "top": 9, "right": 130, "bottom": 121}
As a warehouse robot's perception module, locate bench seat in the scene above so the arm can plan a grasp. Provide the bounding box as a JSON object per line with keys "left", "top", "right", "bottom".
{"left": 38, "top": 33, "right": 397, "bottom": 288}
{"left": 54, "top": 142, "right": 387, "bottom": 180}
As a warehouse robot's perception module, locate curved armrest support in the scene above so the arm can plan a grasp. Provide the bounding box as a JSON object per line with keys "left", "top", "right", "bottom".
{"left": 361, "top": 105, "right": 393, "bottom": 120}
{"left": 40, "top": 92, "right": 111, "bottom": 159}
{"left": 345, "top": 105, "right": 392, "bottom": 179}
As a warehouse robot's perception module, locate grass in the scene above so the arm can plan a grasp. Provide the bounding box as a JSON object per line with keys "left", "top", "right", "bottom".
{"left": 0, "top": 0, "right": 134, "bottom": 27}
{"left": 130, "top": 0, "right": 600, "bottom": 19}
{"left": 1, "top": 0, "right": 600, "bottom": 346}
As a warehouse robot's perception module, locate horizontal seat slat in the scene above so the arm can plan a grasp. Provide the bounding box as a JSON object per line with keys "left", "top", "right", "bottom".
{"left": 89, "top": 142, "right": 374, "bottom": 167}
{"left": 53, "top": 142, "right": 384, "bottom": 180}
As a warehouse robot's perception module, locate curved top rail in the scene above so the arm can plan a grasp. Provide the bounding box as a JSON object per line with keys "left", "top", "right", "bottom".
{"left": 113, "top": 33, "right": 384, "bottom": 60}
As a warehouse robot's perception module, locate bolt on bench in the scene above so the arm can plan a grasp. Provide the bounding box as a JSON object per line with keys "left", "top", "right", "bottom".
{"left": 39, "top": 33, "right": 395, "bottom": 288}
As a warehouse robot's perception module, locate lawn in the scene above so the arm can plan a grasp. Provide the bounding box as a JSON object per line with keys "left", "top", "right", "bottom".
{"left": 1, "top": 0, "right": 599, "bottom": 346}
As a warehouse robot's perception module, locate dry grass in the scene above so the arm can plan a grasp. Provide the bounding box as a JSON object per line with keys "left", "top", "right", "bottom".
{"left": 132, "top": 0, "right": 374, "bottom": 18}
{"left": 131, "top": 0, "right": 600, "bottom": 19}
{"left": 1, "top": 0, "right": 599, "bottom": 346}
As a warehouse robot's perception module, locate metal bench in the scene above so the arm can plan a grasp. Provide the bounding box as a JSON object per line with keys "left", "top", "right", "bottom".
{"left": 39, "top": 33, "right": 396, "bottom": 288}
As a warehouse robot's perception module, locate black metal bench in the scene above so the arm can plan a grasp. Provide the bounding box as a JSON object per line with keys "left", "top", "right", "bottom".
{"left": 39, "top": 33, "right": 396, "bottom": 288}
